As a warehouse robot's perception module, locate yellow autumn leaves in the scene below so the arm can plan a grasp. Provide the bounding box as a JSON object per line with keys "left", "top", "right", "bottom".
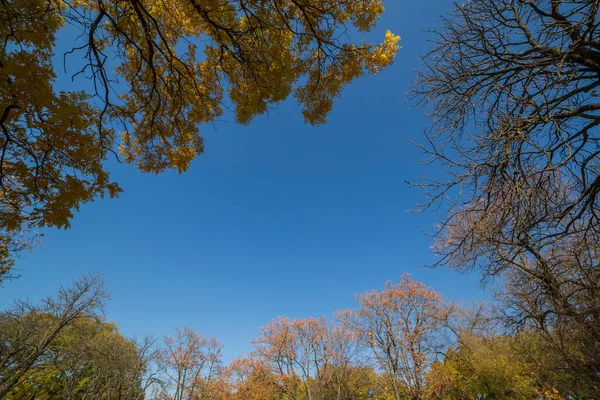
{"left": 0, "top": 0, "right": 120, "bottom": 237}
{"left": 99, "top": 0, "right": 400, "bottom": 173}
{"left": 0, "top": 0, "right": 398, "bottom": 278}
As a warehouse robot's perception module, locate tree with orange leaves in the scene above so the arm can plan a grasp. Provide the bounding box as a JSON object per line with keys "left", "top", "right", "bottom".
{"left": 253, "top": 316, "right": 330, "bottom": 400}
{"left": 227, "top": 355, "right": 280, "bottom": 400}
{"left": 154, "top": 327, "right": 225, "bottom": 400}
{"left": 255, "top": 316, "right": 367, "bottom": 400}
{"left": 321, "top": 325, "right": 361, "bottom": 400}
{"left": 337, "top": 274, "right": 448, "bottom": 400}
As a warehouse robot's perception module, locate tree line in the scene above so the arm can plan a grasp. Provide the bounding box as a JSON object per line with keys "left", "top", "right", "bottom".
{"left": 1, "top": 274, "right": 596, "bottom": 399}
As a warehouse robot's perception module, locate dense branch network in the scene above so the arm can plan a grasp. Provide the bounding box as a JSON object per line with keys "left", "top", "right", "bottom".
{"left": 414, "top": 0, "right": 600, "bottom": 248}
{"left": 413, "top": 0, "right": 600, "bottom": 390}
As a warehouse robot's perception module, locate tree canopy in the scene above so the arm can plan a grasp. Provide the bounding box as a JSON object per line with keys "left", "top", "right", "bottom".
{"left": 0, "top": 0, "right": 399, "bottom": 279}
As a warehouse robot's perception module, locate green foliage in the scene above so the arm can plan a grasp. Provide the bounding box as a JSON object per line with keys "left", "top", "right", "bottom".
{"left": 426, "top": 333, "right": 566, "bottom": 400}
{"left": 5, "top": 317, "right": 146, "bottom": 400}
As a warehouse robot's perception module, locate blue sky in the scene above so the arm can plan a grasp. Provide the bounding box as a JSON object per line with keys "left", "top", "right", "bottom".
{"left": 0, "top": 0, "right": 488, "bottom": 362}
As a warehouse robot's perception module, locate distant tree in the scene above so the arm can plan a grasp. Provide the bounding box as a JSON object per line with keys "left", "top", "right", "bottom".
{"left": 337, "top": 275, "right": 448, "bottom": 400}
{"left": 425, "top": 329, "right": 592, "bottom": 400}
{"left": 320, "top": 326, "right": 362, "bottom": 400}
{"left": 153, "top": 326, "right": 225, "bottom": 400}
{"left": 253, "top": 315, "right": 404, "bottom": 400}
{"left": 253, "top": 316, "right": 332, "bottom": 400}
{"left": 5, "top": 318, "right": 149, "bottom": 400}
{"left": 319, "top": 365, "right": 396, "bottom": 400}
{"left": 0, "top": 0, "right": 399, "bottom": 277}
{"left": 227, "top": 355, "right": 280, "bottom": 400}
{"left": 0, "top": 275, "right": 108, "bottom": 397}
{"left": 426, "top": 333, "right": 549, "bottom": 400}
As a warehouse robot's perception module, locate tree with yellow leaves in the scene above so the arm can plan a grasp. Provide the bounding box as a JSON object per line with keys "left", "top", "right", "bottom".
{"left": 0, "top": 0, "right": 399, "bottom": 279}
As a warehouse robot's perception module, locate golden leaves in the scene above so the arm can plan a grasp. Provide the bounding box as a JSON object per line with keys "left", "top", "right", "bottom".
{"left": 107, "top": 0, "right": 399, "bottom": 166}
{"left": 0, "top": 6, "right": 121, "bottom": 238}
{"left": 0, "top": 0, "right": 397, "bottom": 276}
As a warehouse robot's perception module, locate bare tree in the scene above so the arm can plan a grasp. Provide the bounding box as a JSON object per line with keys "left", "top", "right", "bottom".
{"left": 412, "top": 0, "right": 600, "bottom": 391}
{"left": 413, "top": 0, "right": 600, "bottom": 243}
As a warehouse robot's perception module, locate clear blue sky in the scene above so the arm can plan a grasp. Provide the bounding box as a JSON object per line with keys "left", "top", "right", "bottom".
{"left": 0, "top": 0, "right": 488, "bottom": 362}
